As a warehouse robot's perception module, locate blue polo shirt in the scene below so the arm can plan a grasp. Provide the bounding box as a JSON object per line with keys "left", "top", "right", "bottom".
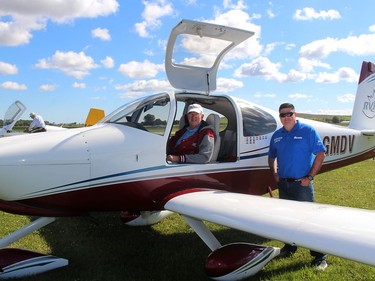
{"left": 268, "top": 120, "right": 326, "bottom": 179}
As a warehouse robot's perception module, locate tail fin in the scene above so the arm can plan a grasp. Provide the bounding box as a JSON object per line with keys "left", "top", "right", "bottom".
{"left": 84, "top": 108, "right": 105, "bottom": 127}
{"left": 349, "top": 61, "right": 375, "bottom": 134}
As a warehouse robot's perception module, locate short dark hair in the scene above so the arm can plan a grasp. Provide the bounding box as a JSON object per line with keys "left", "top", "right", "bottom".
{"left": 279, "top": 103, "right": 295, "bottom": 112}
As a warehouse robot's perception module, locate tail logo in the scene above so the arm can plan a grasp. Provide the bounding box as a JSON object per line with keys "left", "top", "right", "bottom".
{"left": 362, "top": 89, "right": 375, "bottom": 118}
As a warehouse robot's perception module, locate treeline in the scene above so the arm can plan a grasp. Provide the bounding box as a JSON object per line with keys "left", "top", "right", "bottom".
{"left": 0, "top": 119, "right": 85, "bottom": 130}
{"left": 295, "top": 114, "right": 351, "bottom": 124}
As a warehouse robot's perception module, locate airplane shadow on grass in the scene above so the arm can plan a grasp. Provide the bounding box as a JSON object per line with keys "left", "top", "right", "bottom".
{"left": 15, "top": 212, "right": 306, "bottom": 281}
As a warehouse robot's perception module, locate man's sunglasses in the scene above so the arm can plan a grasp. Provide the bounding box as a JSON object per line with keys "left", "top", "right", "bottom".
{"left": 279, "top": 112, "right": 294, "bottom": 118}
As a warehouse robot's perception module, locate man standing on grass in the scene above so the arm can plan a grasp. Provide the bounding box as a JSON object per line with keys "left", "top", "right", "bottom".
{"left": 268, "top": 102, "right": 328, "bottom": 270}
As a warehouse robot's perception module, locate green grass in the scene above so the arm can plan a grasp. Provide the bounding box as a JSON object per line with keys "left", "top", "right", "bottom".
{"left": 1, "top": 160, "right": 374, "bottom": 281}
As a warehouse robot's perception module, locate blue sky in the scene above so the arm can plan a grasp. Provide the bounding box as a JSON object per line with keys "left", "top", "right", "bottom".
{"left": 1, "top": 0, "right": 375, "bottom": 124}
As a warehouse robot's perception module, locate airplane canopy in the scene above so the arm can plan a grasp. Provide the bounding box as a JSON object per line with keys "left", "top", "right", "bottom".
{"left": 165, "top": 19, "right": 254, "bottom": 93}
{"left": 1, "top": 100, "right": 26, "bottom": 132}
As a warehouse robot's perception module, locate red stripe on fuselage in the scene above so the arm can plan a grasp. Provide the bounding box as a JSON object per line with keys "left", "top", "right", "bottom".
{"left": 0, "top": 169, "right": 275, "bottom": 216}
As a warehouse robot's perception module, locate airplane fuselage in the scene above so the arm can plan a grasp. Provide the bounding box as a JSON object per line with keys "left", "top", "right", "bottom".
{"left": 0, "top": 91, "right": 374, "bottom": 217}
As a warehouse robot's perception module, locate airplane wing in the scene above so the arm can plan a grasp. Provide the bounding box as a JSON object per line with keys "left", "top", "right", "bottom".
{"left": 164, "top": 190, "right": 375, "bottom": 266}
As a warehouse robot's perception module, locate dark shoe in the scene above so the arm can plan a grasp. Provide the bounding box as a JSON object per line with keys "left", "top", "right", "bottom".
{"left": 278, "top": 244, "right": 297, "bottom": 258}
{"left": 311, "top": 258, "right": 328, "bottom": 271}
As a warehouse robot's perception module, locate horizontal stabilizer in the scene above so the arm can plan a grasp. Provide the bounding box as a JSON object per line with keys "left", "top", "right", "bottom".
{"left": 360, "top": 130, "right": 375, "bottom": 136}
{"left": 0, "top": 248, "right": 68, "bottom": 279}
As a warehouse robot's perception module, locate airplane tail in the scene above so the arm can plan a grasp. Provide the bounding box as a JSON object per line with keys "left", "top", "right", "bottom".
{"left": 349, "top": 61, "right": 375, "bottom": 134}
{"left": 84, "top": 108, "right": 105, "bottom": 127}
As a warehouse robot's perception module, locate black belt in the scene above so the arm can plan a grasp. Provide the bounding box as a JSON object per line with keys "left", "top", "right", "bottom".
{"left": 280, "top": 178, "right": 301, "bottom": 182}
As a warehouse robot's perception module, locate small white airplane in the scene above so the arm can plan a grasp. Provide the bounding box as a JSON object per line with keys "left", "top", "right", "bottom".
{"left": 0, "top": 102, "right": 105, "bottom": 138}
{"left": 0, "top": 19, "right": 374, "bottom": 280}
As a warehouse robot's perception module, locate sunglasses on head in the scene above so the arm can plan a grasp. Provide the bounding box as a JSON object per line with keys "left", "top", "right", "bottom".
{"left": 279, "top": 112, "right": 294, "bottom": 118}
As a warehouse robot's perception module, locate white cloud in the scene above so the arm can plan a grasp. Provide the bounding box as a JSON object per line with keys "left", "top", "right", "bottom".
{"left": 91, "top": 28, "right": 111, "bottom": 41}
{"left": 40, "top": 84, "right": 57, "bottom": 91}
{"left": 337, "top": 93, "right": 355, "bottom": 103}
{"left": 294, "top": 7, "right": 341, "bottom": 21}
{"left": 0, "top": 0, "right": 119, "bottom": 22}
{"left": 297, "top": 58, "right": 330, "bottom": 73}
{"left": 35, "top": 50, "right": 99, "bottom": 79}
{"left": 0, "top": 61, "right": 18, "bottom": 75}
{"left": 94, "top": 86, "right": 107, "bottom": 92}
{"left": 264, "top": 42, "right": 283, "bottom": 56}
{"left": 216, "top": 77, "right": 243, "bottom": 92}
{"left": 209, "top": 10, "right": 263, "bottom": 59}
{"left": 285, "top": 43, "right": 296, "bottom": 50}
{"left": 286, "top": 69, "right": 309, "bottom": 82}
{"left": 118, "top": 60, "right": 164, "bottom": 79}
{"left": 72, "top": 82, "right": 86, "bottom": 89}
{"left": 116, "top": 79, "right": 173, "bottom": 98}
{"left": 254, "top": 92, "right": 276, "bottom": 98}
{"left": 222, "top": 0, "right": 248, "bottom": 10}
{"left": 267, "top": 9, "right": 275, "bottom": 18}
{"left": 0, "top": 17, "right": 45, "bottom": 46}
{"left": 0, "top": 81, "right": 27, "bottom": 90}
{"left": 0, "top": 0, "right": 119, "bottom": 46}
{"left": 289, "top": 93, "right": 309, "bottom": 99}
{"left": 101, "top": 56, "right": 114, "bottom": 68}
{"left": 234, "top": 57, "right": 279, "bottom": 77}
{"left": 234, "top": 56, "right": 308, "bottom": 82}
{"left": 134, "top": 0, "right": 174, "bottom": 38}
{"left": 233, "top": 56, "right": 357, "bottom": 84}
{"left": 299, "top": 33, "right": 375, "bottom": 59}
{"left": 315, "top": 67, "right": 357, "bottom": 83}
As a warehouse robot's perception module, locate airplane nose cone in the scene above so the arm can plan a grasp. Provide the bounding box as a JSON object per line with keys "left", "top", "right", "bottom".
{"left": 0, "top": 131, "right": 90, "bottom": 201}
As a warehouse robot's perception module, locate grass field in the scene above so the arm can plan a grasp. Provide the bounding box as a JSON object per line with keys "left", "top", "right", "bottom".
{"left": 1, "top": 160, "right": 374, "bottom": 281}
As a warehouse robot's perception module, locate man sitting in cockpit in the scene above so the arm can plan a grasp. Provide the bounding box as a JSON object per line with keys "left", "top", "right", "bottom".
{"left": 167, "top": 104, "right": 214, "bottom": 163}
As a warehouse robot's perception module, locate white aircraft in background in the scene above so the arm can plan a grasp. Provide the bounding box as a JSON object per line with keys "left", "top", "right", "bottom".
{"left": 0, "top": 20, "right": 374, "bottom": 280}
{"left": 0, "top": 101, "right": 105, "bottom": 138}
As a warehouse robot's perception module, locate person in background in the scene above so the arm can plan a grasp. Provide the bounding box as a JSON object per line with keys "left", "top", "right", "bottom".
{"left": 268, "top": 102, "right": 327, "bottom": 270}
{"left": 26, "top": 112, "right": 47, "bottom": 133}
{"left": 167, "top": 104, "right": 214, "bottom": 163}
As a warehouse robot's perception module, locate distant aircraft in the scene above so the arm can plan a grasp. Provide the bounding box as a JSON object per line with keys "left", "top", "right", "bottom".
{"left": 0, "top": 20, "right": 374, "bottom": 280}
{"left": 0, "top": 102, "right": 104, "bottom": 138}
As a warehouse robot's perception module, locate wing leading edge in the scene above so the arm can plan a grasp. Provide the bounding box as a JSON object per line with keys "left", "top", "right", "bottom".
{"left": 164, "top": 190, "right": 375, "bottom": 266}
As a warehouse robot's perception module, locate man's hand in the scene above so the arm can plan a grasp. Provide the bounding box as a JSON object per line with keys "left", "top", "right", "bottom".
{"left": 167, "top": 155, "right": 178, "bottom": 162}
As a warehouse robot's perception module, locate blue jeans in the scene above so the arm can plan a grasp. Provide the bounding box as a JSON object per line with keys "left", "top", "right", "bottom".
{"left": 278, "top": 180, "right": 326, "bottom": 260}
{"left": 278, "top": 180, "right": 314, "bottom": 202}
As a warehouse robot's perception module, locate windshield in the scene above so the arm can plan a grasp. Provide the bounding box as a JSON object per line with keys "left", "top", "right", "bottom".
{"left": 2, "top": 101, "right": 26, "bottom": 131}
{"left": 100, "top": 93, "right": 171, "bottom": 136}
